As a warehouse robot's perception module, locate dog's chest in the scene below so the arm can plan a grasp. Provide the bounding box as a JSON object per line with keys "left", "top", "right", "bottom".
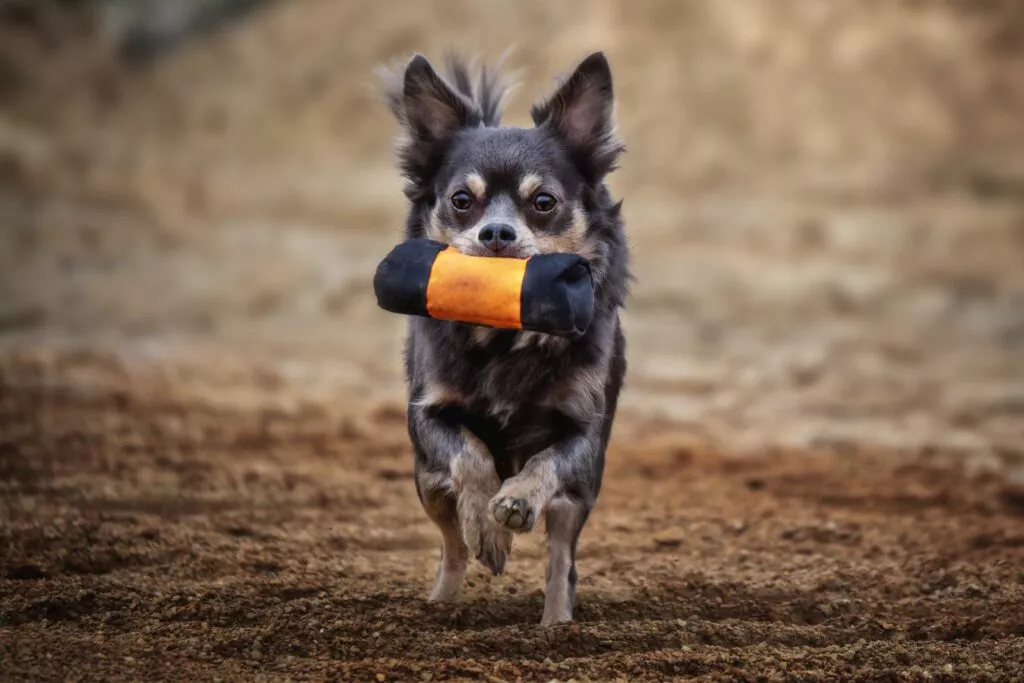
{"left": 413, "top": 320, "right": 586, "bottom": 424}
{"left": 460, "top": 351, "right": 561, "bottom": 420}
{"left": 454, "top": 339, "right": 569, "bottom": 413}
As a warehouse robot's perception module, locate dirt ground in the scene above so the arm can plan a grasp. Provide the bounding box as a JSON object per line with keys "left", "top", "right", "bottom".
{"left": 2, "top": 354, "right": 1024, "bottom": 682}
{"left": 2, "top": 1, "right": 1024, "bottom": 680}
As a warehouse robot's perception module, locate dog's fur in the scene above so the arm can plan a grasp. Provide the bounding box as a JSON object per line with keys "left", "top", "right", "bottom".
{"left": 379, "top": 50, "right": 629, "bottom": 625}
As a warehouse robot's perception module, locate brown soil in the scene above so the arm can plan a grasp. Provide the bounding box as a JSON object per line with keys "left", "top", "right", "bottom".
{"left": 0, "top": 359, "right": 1022, "bottom": 682}
{"left": 2, "top": 356, "right": 1023, "bottom": 682}
{"left": 2, "top": 1, "right": 1024, "bottom": 680}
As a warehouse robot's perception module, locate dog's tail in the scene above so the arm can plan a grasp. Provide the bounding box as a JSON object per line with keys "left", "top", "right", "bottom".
{"left": 378, "top": 49, "right": 516, "bottom": 128}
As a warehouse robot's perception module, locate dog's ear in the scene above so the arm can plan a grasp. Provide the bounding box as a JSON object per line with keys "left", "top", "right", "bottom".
{"left": 531, "top": 52, "right": 624, "bottom": 181}
{"left": 379, "top": 54, "right": 481, "bottom": 196}
{"left": 403, "top": 54, "right": 480, "bottom": 143}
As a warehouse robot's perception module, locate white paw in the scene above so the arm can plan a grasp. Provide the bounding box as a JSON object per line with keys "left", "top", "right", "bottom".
{"left": 460, "top": 492, "right": 512, "bottom": 575}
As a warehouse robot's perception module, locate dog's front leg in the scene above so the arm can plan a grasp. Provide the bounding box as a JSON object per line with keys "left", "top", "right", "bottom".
{"left": 488, "top": 431, "right": 600, "bottom": 625}
{"left": 410, "top": 408, "right": 512, "bottom": 594}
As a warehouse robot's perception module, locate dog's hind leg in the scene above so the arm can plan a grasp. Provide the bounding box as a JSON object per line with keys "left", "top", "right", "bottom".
{"left": 416, "top": 469, "right": 468, "bottom": 602}
{"left": 541, "top": 494, "right": 590, "bottom": 625}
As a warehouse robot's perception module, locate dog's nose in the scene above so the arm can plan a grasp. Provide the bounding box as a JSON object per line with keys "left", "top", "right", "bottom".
{"left": 477, "top": 223, "right": 517, "bottom": 253}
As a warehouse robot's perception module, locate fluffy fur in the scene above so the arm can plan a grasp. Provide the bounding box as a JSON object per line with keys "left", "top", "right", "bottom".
{"left": 379, "top": 50, "right": 629, "bottom": 626}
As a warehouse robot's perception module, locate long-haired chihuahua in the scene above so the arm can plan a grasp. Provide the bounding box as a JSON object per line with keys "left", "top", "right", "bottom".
{"left": 379, "top": 50, "right": 629, "bottom": 625}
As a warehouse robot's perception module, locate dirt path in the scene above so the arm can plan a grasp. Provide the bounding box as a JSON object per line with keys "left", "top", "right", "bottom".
{"left": 1, "top": 349, "right": 1022, "bottom": 681}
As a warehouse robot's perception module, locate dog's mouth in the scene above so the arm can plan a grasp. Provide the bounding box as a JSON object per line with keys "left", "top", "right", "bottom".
{"left": 450, "top": 240, "right": 536, "bottom": 260}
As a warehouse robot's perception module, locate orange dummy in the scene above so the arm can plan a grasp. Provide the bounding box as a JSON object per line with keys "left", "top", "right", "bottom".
{"left": 373, "top": 239, "right": 594, "bottom": 339}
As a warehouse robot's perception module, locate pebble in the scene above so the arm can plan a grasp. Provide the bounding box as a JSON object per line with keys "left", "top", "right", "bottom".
{"left": 653, "top": 531, "right": 684, "bottom": 548}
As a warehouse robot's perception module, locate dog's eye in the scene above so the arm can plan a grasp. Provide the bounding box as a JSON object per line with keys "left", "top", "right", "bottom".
{"left": 450, "top": 191, "right": 473, "bottom": 211}
{"left": 532, "top": 192, "right": 557, "bottom": 213}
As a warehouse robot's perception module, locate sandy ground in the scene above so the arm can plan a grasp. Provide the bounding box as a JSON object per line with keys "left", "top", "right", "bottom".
{"left": 2, "top": 1, "right": 1024, "bottom": 680}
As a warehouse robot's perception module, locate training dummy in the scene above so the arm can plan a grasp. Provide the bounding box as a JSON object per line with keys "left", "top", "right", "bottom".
{"left": 373, "top": 239, "right": 594, "bottom": 340}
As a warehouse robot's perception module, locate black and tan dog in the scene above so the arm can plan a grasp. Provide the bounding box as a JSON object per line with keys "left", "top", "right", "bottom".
{"left": 379, "top": 50, "right": 629, "bottom": 625}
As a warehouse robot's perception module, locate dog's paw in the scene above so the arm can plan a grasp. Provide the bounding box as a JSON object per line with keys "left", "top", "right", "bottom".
{"left": 490, "top": 496, "right": 536, "bottom": 532}
{"left": 476, "top": 525, "right": 512, "bottom": 575}
{"left": 427, "top": 577, "right": 461, "bottom": 603}
{"left": 460, "top": 493, "right": 512, "bottom": 575}
{"left": 540, "top": 610, "right": 574, "bottom": 627}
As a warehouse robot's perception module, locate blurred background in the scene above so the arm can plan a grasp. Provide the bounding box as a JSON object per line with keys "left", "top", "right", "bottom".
{"left": 2, "top": 0, "right": 1023, "bottom": 453}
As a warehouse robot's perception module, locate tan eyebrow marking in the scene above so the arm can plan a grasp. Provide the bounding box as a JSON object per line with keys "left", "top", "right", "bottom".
{"left": 518, "top": 173, "right": 543, "bottom": 200}
{"left": 465, "top": 172, "right": 487, "bottom": 199}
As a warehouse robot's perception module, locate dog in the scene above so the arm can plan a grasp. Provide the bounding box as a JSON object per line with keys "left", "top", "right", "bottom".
{"left": 379, "top": 50, "right": 629, "bottom": 626}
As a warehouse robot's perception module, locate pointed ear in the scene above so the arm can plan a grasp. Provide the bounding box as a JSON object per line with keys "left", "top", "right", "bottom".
{"left": 403, "top": 54, "right": 479, "bottom": 144}
{"left": 379, "top": 54, "right": 482, "bottom": 198}
{"left": 531, "top": 52, "right": 623, "bottom": 180}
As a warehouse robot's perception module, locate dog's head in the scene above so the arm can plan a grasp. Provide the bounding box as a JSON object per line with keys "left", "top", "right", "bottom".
{"left": 381, "top": 51, "right": 624, "bottom": 270}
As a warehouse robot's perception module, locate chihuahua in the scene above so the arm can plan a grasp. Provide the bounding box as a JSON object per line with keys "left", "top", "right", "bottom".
{"left": 379, "top": 50, "right": 628, "bottom": 625}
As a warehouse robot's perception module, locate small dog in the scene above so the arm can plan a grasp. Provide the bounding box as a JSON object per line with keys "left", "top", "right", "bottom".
{"left": 379, "top": 50, "right": 629, "bottom": 625}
